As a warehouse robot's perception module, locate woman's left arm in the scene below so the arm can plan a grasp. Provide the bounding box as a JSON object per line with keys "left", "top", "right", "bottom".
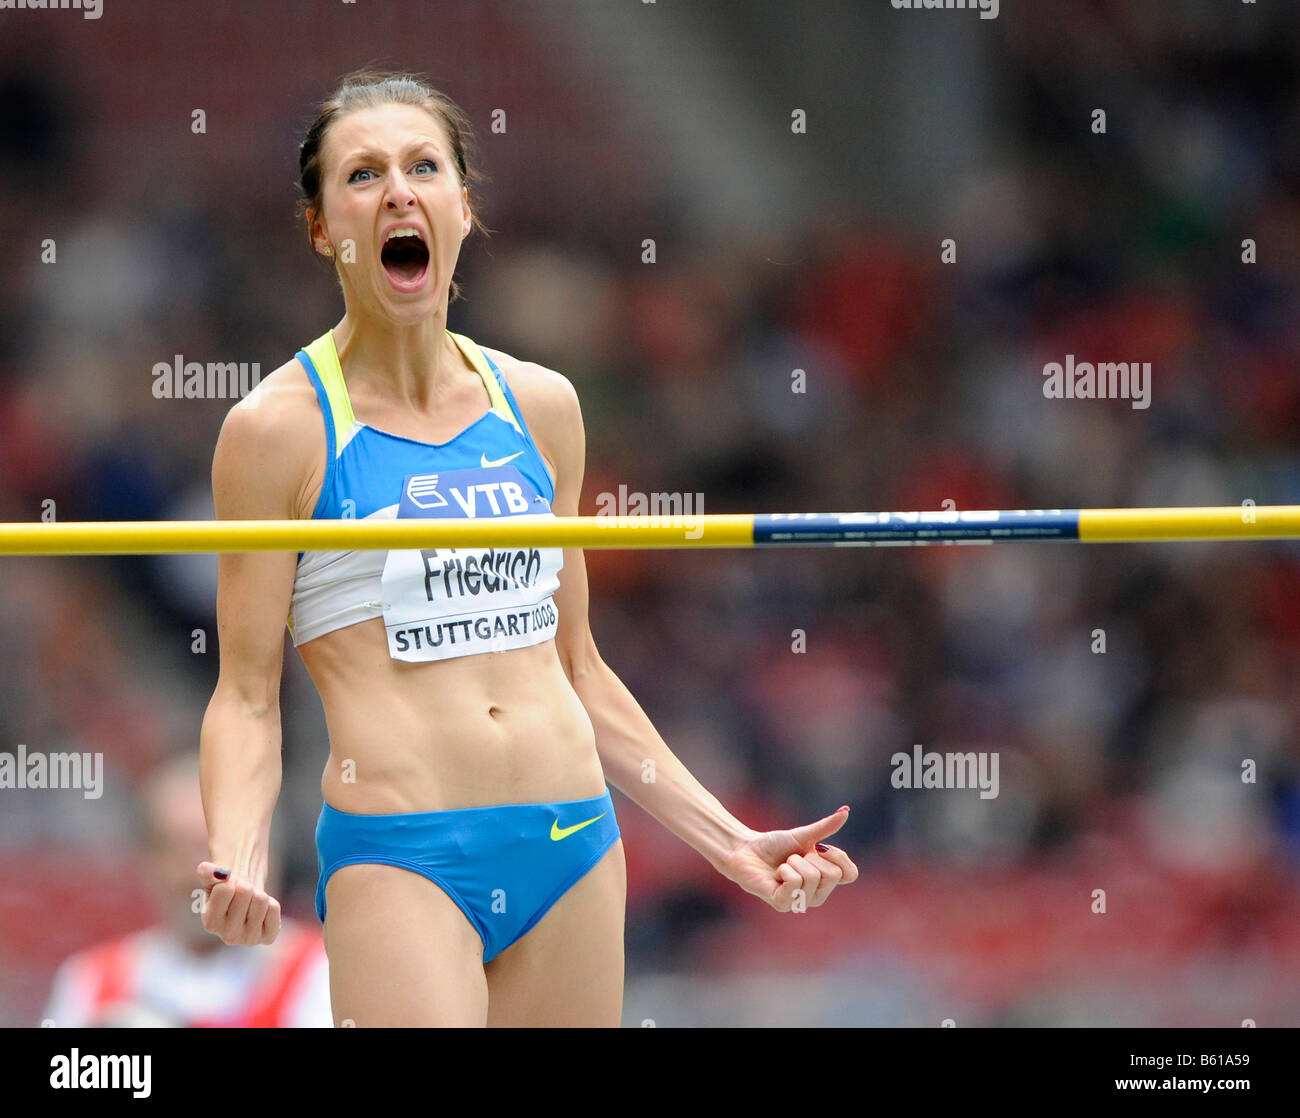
{"left": 516, "top": 362, "right": 859, "bottom": 912}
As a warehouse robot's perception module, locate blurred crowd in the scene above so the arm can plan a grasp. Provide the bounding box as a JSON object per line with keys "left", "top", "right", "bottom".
{"left": 1, "top": 1, "right": 1298, "bottom": 1025}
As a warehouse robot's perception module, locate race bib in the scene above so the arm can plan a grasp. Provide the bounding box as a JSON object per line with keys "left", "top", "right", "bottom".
{"left": 379, "top": 465, "right": 563, "bottom": 662}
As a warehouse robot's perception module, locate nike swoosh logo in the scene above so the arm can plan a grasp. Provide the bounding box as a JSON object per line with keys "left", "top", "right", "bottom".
{"left": 550, "top": 812, "right": 606, "bottom": 841}
{"left": 481, "top": 451, "right": 524, "bottom": 469}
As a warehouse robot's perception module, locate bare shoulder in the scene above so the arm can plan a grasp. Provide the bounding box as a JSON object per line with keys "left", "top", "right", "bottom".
{"left": 213, "top": 355, "right": 326, "bottom": 519}
{"left": 478, "top": 344, "right": 582, "bottom": 437}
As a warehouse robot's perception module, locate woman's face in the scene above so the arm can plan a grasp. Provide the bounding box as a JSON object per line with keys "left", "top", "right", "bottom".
{"left": 311, "top": 102, "right": 471, "bottom": 323}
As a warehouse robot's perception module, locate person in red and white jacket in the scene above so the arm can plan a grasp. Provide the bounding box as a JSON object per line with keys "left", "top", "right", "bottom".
{"left": 41, "top": 752, "right": 331, "bottom": 1028}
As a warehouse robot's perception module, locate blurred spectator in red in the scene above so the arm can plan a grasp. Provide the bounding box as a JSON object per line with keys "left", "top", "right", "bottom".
{"left": 40, "top": 752, "right": 331, "bottom": 1028}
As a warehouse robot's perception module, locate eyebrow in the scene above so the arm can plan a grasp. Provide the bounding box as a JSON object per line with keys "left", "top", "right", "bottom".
{"left": 339, "top": 139, "right": 446, "bottom": 168}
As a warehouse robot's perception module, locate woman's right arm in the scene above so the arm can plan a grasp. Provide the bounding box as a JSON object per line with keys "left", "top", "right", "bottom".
{"left": 197, "top": 378, "right": 320, "bottom": 946}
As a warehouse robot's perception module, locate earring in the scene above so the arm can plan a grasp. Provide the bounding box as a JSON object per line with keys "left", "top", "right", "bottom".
{"left": 322, "top": 244, "right": 334, "bottom": 257}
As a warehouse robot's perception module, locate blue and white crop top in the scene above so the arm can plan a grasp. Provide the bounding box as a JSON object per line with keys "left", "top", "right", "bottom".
{"left": 286, "top": 328, "right": 563, "bottom": 662}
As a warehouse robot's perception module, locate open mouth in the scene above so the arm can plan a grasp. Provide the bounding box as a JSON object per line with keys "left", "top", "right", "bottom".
{"left": 380, "top": 230, "right": 430, "bottom": 289}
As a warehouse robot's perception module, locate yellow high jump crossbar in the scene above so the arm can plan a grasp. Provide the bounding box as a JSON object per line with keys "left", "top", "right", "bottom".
{"left": 0, "top": 507, "right": 1298, "bottom": 555}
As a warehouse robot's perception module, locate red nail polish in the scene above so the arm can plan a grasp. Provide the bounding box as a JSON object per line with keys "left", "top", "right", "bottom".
{"left": 213, "top": 868, "right": 230, "bottom": 881}
{"left": 816, "top": 843, "right": 829, "bottom": 853}
{"left": 836, "top": 805, "right": 850, "bottom": 813}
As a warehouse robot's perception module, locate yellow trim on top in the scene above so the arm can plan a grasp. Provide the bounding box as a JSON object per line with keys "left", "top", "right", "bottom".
{"left": 447, "top": 330, "right": 523, "bottom": 434}
{"left": 303, "top": 331, "right": 357, "bottom": 451}
{"left": 307, "top": 329, "right": 523, "bottom": 448}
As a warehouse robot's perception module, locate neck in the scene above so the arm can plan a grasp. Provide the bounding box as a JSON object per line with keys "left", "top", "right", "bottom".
{"left": 331, "top": 306, "right": 467, "bottom": 409}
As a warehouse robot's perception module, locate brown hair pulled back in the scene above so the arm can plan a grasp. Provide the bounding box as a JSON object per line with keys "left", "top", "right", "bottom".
{"left": 297, "top": 68, "right": 489, "bottom": 302}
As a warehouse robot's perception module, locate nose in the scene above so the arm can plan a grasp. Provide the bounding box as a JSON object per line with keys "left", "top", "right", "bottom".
{"left": 384, "top": 169, "right": 418, "bottom": 210}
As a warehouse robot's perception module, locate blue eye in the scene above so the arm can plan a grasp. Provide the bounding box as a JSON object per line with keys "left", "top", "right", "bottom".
{"left": 348, "top": 160, "right": 435, "bottom": 184}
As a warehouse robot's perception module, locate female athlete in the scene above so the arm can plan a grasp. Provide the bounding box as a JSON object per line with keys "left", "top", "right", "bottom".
{"left": 197, "top": 69, "right": 858, "bottom": 1027}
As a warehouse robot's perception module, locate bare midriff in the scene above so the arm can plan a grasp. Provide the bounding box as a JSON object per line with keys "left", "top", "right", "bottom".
{"left": 298, "top": 616, "right": 604, "bottom": 815}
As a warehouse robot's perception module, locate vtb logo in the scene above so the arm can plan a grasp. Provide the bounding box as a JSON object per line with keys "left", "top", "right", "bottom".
{"left": 402, "top": 468, "right": 534, "bottom": 518}
{"left": 405, "top": 474, "right": 448, "bottom": 510}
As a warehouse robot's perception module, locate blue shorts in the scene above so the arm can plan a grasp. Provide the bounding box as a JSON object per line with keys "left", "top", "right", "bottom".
{"left": 314, "top": 786, "right": 620, "bottom": 963}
